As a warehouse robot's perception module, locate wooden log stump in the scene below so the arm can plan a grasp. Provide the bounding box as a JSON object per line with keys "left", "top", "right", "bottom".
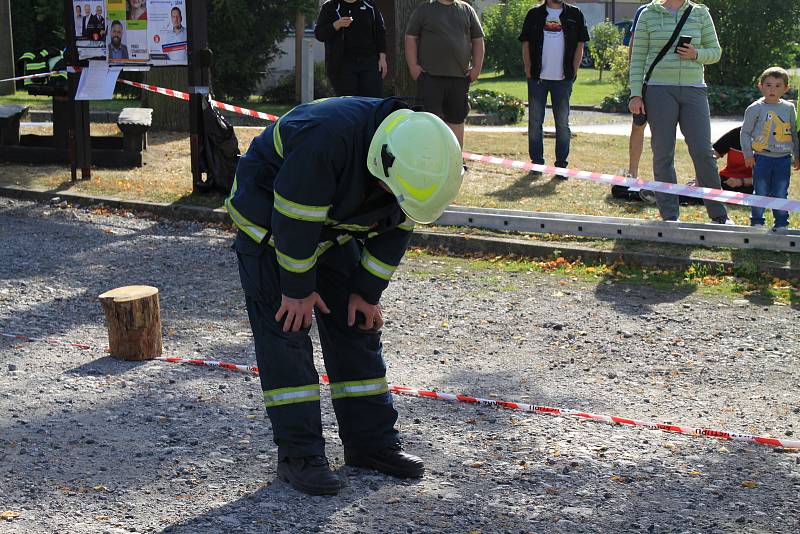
{"left": 98, "top": 285, "right": 163, "bottom": 360}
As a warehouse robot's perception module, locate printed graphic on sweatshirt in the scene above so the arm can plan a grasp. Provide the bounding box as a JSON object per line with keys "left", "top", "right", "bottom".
{"left": 752, "top": 111, "right": 794, "bottom": 154}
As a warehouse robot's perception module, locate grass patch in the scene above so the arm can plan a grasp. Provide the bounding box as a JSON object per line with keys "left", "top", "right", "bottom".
{"left": 405, "top": 248, "right": 800, "bottom": 306}
{"left": 473, "top": 68, "right": 615, "bottom": 106}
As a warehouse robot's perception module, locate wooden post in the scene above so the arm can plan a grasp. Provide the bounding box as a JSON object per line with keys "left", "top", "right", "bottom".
{"left": 99, "top": 286, "right": 163, "bottom": 360}
{"left": 0, "top": 0, "right": 14, "bottom": 96}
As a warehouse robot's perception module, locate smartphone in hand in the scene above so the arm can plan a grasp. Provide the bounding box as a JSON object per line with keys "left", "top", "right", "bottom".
{"left": 675, "top": 35, "right": 692, "bottom": 53}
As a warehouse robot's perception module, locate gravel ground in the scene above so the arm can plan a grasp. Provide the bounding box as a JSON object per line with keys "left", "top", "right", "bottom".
{"left": 1, "top": 197, "right": 799, "bottom": 534}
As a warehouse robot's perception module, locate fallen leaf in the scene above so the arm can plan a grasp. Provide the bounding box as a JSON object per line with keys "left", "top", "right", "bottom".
{"left": 385, "top": 496, "right": 401, "bottom": 504}
{"left": 1, "top": 511, "right": 20, "bottom": 521}
{"left": 741, "top": 480, "right": 758, "bottom": 488}
{"left": 545, "top": 487, "right": 559, "bottom": 495}
{"left": 689, "top": 470, "right": 702, "bottom": 476}
{"left": 95, "top": 515, "right": 110, "bottom": 521}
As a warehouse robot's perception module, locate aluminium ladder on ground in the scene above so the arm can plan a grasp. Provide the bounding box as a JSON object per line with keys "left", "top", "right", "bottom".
{"left": 436, "top": 207, "right": 800, "bottom": 253}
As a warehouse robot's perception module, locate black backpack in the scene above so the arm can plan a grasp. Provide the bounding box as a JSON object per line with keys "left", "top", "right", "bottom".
{"left": 197, "top": 96, "right": 240, "bottom": 194}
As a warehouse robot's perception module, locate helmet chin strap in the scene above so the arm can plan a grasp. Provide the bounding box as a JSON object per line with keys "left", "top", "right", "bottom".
{"left": 380, "top": 144, "right": 396, "bottom": 178}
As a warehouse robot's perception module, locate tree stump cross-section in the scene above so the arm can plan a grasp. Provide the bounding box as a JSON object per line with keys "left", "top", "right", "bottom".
{"left": 98, "top": 285, "right": 163, "bottom": 360}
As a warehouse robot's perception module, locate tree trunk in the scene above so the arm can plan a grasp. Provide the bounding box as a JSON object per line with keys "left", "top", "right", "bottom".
{"left": 142, "top": 66, "right": 190, "bottom": 131}
{"left": 393, "top": 0, "right": 426, "bottom": 100}
{"left": 99, "top": 285, "right": 163, "bottom": 361}
{"left": 0, "top": 0, "right": 14, "bottom": 96}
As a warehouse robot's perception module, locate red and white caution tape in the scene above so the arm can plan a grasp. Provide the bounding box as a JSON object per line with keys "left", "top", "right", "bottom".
{"left": 0, "top": 70, "right": 66, "bottom": 84}
{"left": 117, "top": 79, "right": 279, "bottom": 121}
{"left": 118, "top": 78, "right": 190, "bottom": 101}
{"left": 3, "top": 330, "right": 799, "bottom": 450}
{"left": 208, "top": 100, "right": 280, "bottom": 122}
{"left": 464, "top": 152, "right": 800, "bottom": 213}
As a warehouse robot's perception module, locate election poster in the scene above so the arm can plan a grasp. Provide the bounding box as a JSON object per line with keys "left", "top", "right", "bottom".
{"left": 148, "top": 1, "right": 188, "bottom": 66}
{"left": 73, "top": 1, "right": 108, "bottom": 60}
{"left": 72, "top": 0, "right": 188, "bottom": 66}
{"left": 106, "top": 0, "right": 149, "bottom": 63}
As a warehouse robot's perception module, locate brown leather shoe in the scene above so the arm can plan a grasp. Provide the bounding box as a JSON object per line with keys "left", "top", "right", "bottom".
{"left": 276, "top": 455, "right": 341, "bottom": 496}
{"left": 344, "top": 445, "right": 424, "bottom": 478}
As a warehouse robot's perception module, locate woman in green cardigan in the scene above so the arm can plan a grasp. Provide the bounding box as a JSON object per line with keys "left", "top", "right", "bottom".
{"left": 628, "top": 0, "right": 730, "bottom": 224}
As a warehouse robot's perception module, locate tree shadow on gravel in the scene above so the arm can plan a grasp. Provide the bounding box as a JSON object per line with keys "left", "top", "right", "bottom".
{"left": 0, "top": 202, "right": 243, "bottom": 341}
{"left": 592, "top": 238, "right": 697, "bottom": 315}
{"left": 66, "top": 355, "right": 150, "bottom": 377}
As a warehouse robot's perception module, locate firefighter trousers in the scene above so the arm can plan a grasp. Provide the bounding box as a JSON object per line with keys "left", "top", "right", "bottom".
{"left": 234, "top": 231, "right": 400, "bottom": 460}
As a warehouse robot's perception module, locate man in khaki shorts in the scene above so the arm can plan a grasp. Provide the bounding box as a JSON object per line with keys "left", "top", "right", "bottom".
{"left": 404, "top": 0, "right": 485, "bottom": 147}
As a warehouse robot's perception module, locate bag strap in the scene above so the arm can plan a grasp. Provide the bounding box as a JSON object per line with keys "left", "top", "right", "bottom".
{"left": 644, "top": 5, "right": 693, "bottom": 84}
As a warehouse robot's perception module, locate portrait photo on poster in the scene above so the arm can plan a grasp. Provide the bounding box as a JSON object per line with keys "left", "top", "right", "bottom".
{"left": 148, "top": 0, "right": 188, "bottom": 65}
{"left": 74, "top": 1, "right": 108, "bottom": 59}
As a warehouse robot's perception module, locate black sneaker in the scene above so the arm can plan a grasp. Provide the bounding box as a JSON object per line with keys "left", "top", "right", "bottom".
{"left": 711, "top": 217, "right": 734, "bottom": 225}
{"left": 344, "top": 445, "right": 424, "bottom": 479}
{"left": 276, "top": 455, "right": 341, "bottom": 496}
{"left": 528, "top": 169, "right": 542, "bottom": 179}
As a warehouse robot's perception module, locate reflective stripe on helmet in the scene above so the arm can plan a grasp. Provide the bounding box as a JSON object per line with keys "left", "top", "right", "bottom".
{"left": 360, "top": 248, "right": 396, "bottom": 281}
{"left": 263, "top": 384, "right": 320, "bottom": 408}
{"left": 329, "top": 377, "right": 389, "bottom": 400}
{"left": 274, "top": 191, "right": 330, "bottom": 223}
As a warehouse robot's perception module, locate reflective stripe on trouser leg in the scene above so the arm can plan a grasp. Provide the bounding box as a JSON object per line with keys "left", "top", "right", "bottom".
{"left": 314, "top": 240, "right": 400, "bottom": 452}
{"left": 236, "top": 247, "right": 325, "bottom": 459}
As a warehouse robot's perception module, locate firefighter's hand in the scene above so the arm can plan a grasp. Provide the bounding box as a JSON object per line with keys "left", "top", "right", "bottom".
{"left": 348, "top": 294, "right": 383, "bottom": 331}
{"left": 275, "top": 292, "right": 330, "bottom": 333}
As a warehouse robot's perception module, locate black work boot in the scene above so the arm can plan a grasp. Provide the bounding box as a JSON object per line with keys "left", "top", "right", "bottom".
{"left": 344, "top": 445, "right": 424, "bottom": 478}
{"left": 276, "top": 455, "right": 341, "bottom": 496}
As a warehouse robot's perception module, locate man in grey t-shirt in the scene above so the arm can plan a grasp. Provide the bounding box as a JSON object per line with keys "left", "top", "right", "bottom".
{"left": 405, "top": 0, "right": 485, "bottom": 147}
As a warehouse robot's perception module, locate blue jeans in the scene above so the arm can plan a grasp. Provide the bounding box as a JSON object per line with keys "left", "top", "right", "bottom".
{"left": 750, "top": 154, "right": 791, "bottom": 227}
{"left": 527, "top": 78, "right": 573, "bottom": 166}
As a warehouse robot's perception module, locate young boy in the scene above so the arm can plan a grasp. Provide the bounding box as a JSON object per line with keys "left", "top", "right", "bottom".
{"left": 740, "top": 67, "right": 800, "bottom": 232}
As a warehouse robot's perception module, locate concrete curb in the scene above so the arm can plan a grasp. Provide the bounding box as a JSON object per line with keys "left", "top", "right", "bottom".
{"left": 0, "top": 184, "right": 797, "bottom": 277}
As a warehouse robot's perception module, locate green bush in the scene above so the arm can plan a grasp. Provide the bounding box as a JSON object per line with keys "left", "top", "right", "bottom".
{"left": 468, "top": 89, "right": 525, "bottom": 124}
{"left": 262, "top": 62, "right": 335, "bottom": 103}
{"left": 601, "top": 85, "right": 798, "bottom": 115}
{"left": 607, "top": 44, "right": 631, "bottom": 92}
{"left": 703, "top": 0, "right": 800, "bottom": 87}
{"left": 482, "top": 0, "right": 532, "bottom": 77}
{"left": 588, "top": 21, "right": 622, "bottom": 81}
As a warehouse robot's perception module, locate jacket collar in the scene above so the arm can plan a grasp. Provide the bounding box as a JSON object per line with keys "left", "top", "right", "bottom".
{"left": 648, "top": 0, "right": 691, "bottom": 15}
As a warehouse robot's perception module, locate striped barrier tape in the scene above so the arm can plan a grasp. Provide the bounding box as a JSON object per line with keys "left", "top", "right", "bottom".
{"left": 463, "top": 152, "right": 800, "bottom": 214}
{"left": 24, "top": 74, "right": 795, "bottom": 214}
{"left": 0, "top": 70, "right": 67, "bottom": 84}
{"left": 3, "top": 330, "right": 799, "bottom": 450}
{"left": 117, "top": 79, "right": 279, "bottom": 122}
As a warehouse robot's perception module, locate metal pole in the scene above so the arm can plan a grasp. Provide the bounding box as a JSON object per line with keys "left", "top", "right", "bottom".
{"left": 611, "top": 0, "right": 616, "bottom": 23}
{"left": 294, "top": 12, "right": 305, "bottom": 103}
{"left": 0, "top": 0, "right": 14, "bottom": 95}
{"left": 187, "top": 0, "right": 211, "bottom": 193}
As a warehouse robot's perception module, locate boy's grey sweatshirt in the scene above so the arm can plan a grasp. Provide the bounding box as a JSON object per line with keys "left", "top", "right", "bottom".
{"left": 740, "top": 98, "right": 799, "bottom": 161}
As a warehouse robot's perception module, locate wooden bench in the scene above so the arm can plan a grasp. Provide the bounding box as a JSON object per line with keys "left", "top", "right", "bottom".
{"left": 0, "top": 105, "right": 30, "bottom": 146}
{"left": 117, "top": 107, "right": 153, "bottom": 153}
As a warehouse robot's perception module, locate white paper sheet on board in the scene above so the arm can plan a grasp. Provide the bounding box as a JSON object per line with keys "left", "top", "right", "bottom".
{"left": 76, "top": 63, "right": 121, "bottom": 100}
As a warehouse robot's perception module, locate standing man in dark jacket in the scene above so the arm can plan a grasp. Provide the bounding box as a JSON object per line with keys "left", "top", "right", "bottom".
{"left": 519, "top": 1, "right": 589, "bottom": 176}
{"left": 226, "top": 97, "right": 464, "bottom": 496}
{"left": 315, "top": 0, "right": 388, "bottom": 97}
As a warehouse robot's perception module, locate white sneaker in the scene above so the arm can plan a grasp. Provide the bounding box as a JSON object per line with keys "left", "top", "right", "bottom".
{"left": 639, "top": 189, "right": 656, "bottom": 203}
{"left": 711, "top": 217, "right": 734, "bottom": 225}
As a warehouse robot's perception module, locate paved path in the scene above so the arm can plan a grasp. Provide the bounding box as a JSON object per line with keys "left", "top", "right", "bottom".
{"left": 467, "top": 114, "right": 743, "bottom": 141}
